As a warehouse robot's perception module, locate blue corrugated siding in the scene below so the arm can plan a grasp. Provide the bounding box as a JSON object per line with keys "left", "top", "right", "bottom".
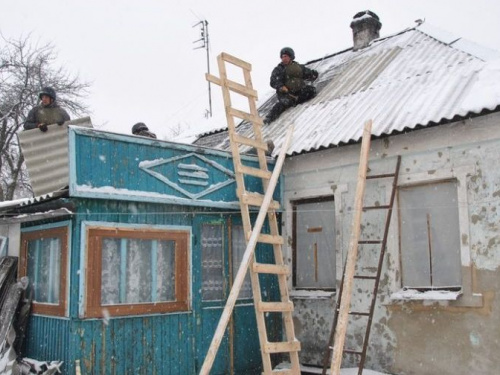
{"left": 233, "top": 306, "right": 262, "bottom": 374}
{"left": 22, "top": 130, "right": 283, "bottom": 374}
{"left": 22, "top": 204, "right": 282, "bottom": 374}
{"left": 70, "top": 314, "right": 194, "bottom": 375}
{"left": 69, "top": 200, "right": 200, "bottom": 374}
{"left": 24, "top": 316, "right": 71, "bottom": 371}
{"left": 70, "top": 129, "right": 275, "bottom": 207}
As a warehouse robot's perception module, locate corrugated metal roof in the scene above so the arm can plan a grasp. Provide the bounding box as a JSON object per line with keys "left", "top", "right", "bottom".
{"left": 194, "top": 23, "right": 500, "bottom": 155}
{"left": 0, "top": 189, "right": 69, "bottom": 211}
{"left": 17, "top": 117, "right": 93, "bottom": 196}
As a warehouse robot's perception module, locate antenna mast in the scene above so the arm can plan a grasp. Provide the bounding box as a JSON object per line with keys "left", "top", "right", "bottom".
{"left": 193, "top": 20, "right": 212, "bottom": 118}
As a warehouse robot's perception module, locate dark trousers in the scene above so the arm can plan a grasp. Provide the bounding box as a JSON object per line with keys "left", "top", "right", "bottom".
{"left": 265, "top": 85, "right": 316, "bottom": 123}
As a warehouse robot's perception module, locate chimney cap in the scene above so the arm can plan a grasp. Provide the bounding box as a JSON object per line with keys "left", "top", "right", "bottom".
{"left": 350, "top": 10, "right": 382, "bottom": 30}
{"left": 353, "top": 10, "right": 380, "bottom": 22}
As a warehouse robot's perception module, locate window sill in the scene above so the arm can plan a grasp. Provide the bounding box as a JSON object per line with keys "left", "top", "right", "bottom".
{"left": 290, "top": 289, "right": 335, "bottom": 300}
{"left": 390, "top": 288, "right": 462, "bottom": 301}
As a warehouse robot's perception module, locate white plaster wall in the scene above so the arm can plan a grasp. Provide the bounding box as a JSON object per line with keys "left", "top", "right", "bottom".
{"left": 282, "top": 112, "right": 500, "bottom": 373}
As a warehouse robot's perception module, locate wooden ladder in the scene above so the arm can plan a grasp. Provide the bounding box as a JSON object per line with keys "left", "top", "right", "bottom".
{"left": 200, "top": 52, "right": 300, "bottom": 375}
{"left": 321, "top": 120, "right": 401, "bottom": 375}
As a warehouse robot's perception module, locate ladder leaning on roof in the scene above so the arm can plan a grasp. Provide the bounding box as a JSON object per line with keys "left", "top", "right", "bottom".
{"left": 321, "top": 120, "right": 402, "bottom": 375}
{"left": 200, "top": 52, "right": 301, "bottom": 375}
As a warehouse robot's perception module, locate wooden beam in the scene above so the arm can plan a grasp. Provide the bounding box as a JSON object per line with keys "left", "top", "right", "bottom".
{"left": 220, "top": 52, "right": 253, "bottom": 70}
{"left": 205, "top": 73, "right": 258, "bottom": 99}
{"left": 228, "top": 107, "right": 264, "bottom": 125}
{"left": 330, "top": 120, "right": 372, "bottom": 375}
{"left": 264, "top": 341, "right": 301, "bottom": 354}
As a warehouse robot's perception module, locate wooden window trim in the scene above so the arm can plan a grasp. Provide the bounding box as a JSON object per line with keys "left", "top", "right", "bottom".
{"left": 19, "top": 226, "right": 68, "bottom": 317}
{"left": 85, "top": 227, "right": 190, "bottom": 318}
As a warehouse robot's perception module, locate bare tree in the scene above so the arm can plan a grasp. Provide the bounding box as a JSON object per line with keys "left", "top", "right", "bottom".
{"left": 166, "top": 122, "right": 184, "bottom": 140}
{"left": 0, "top": 33, "right": 90, "bottom": 201}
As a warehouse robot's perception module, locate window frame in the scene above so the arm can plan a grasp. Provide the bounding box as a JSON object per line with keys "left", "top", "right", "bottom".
{"left": 19, "top": 224, "right": 69, "bottom": 317}
{"left": 84, "top": 224, "right": 190, "bottom": 318}
{"left": 291, "top": 196, "right": 336, "bottom": 291}
{"left": 397, "top": 179, "right": 462, "bottom": 291}
{"left": 387, "top": 165, "right": 483, "bottom": 305}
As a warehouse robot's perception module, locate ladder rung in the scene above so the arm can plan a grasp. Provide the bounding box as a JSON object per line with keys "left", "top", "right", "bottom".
{"left": 233, "top": 134, "right": 267, "bottom": 149}
{"left": 349, "top": 311, "right": 370, "bottom": 316}
{"left": 336, "top": 308, "right": 370, "bottom": 315}
{"left": 358, "top": 240, "right": 382, "bottom": 244}
{"left": 270, "top": 370, "right": 293, "bottom": 375}
{"left": 237, "top": 165, "right": 272, "bottom": 179}
{"left": 220, "top": 52, "right": 252, "bottom": 70}
{"left": 343, "top": 349, "right": 363, "bottom": 355}
{"left": 366, "top": 173, "right": 396, "bottom": 179}
{"left": 228, "top": 108, "right": 264, "bottom": 125}
{"left": 258, "top": 301, "right": 294, "bottom": 313}
{"left": 256, "top": 233, "right": 284, "bottom": 245}
{"left": 253, "top": 263, "right": 289, "bottom": 275}
{"left": 241, "top": 192, "right": 280, "bottom": 209}
{"left": 264, "top": 341, "right": 301, "bottom": 354}
{"left": 205, "top": 73, "right": 258, "bottom": 99}
{"left": 354, "top": 275, "right": 377, "bottom": 280}
{"left": 363, "top": 205, "right": 390, "bottom": 210}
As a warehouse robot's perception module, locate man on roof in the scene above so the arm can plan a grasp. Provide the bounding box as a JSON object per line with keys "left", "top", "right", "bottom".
{"left": 264, "top": 47, "right": 319, "bottom": 124}
{"left": 24, "top": 87, "right": 71, "bottom": 132}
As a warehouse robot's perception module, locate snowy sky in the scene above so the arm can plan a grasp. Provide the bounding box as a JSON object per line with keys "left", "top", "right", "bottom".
{"left": 2, "top": 0, "right": 500, "bottom": 140}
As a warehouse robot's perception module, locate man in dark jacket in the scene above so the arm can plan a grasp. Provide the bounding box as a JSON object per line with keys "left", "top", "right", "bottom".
{"left": 24, "top": 87, "right": 71, "bottom": 131}
{"left": 264, "top": 47, "right": 319, "bottom": 124}
{"left": 132, "top": 122, "right": 157, "bottom": 139}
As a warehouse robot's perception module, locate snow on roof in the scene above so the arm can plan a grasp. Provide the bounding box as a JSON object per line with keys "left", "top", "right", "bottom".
{"left": 0, "top": 190, "right": 68, "bottom": 212}
{"left": 194, "top": 21, "right": 500, "bottom": 156}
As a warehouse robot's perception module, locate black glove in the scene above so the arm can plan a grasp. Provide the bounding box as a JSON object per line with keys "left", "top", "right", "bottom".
{"left": 311, "top": 70, "right": 319, "bottom": 81}
{"left": 38, "top": 123, "right": 48, "bottom": 132}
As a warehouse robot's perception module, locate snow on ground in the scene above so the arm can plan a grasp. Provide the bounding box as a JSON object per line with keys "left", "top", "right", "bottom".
{"left": 340, "top": 369, "right": 390, "bottom": 375}
{"left": 276, "top": 362, "right": 391, "bottom": 375}
{"left": 301, "top": 364, "right": 390, "bottom": 374}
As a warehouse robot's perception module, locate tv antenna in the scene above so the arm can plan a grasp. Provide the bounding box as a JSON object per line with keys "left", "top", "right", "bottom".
{"left": 193, "top": 20, "right": 212, "bottom": 118}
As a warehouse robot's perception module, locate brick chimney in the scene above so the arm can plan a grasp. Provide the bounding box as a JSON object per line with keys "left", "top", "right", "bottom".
{"left": 350, "top": 10, "right": 382, "bottom": 51}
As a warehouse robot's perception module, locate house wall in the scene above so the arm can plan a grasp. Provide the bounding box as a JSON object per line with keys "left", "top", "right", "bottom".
{"left": 7, "top": 126, "right": 284, "bottom": 374}
{"left": 0, "top": 223, "right": 20, "bottom": 257}
{"left": 69, "top": 127, "right": 275, "bottom": 210}
{"left": 282, "top": 112, "right": 500, "bottom": 374}
{"left": 22, "top": 199, "right": 280, "bottom": 375}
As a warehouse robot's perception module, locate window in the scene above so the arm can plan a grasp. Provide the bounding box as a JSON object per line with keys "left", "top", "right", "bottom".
{"left": 231, "top": 225, "right": 252, "bottom": 299}
{"left": 398, "top": 180, "right": 461, "bottom": 290}
{"left": 293, "top": 197, "right": 336, "bottom": 290}
{"left": 20, "top": 226, "right": 68, "bottom": 316}
{"left": 85, "top": 226, "right": 189, "bottom": 318}
{"left": 200, "top": 222, "right": 253, "bottom": 302}
{"left": 201, "top": 223, "right": 224, "bottom": 301}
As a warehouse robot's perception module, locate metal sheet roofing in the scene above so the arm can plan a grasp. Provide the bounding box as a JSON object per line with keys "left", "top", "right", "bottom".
{"left": 17, "top": 117, "right": 93, "bottom": 196}
{"left": 194, "top": 23, "right": 500, "bottom": 156}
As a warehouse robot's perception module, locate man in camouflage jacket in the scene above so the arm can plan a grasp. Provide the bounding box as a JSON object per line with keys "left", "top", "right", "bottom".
{"left": 264, "top": 47, "right": 318, "bottom": 124}
{"left": 24, "top": 87, "right": 70, "bottom": 132}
